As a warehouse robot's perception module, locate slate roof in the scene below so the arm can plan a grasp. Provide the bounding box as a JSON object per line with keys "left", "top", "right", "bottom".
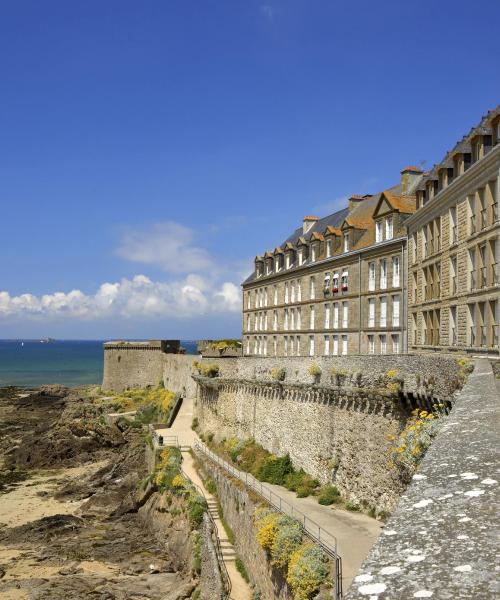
{"left": 281, "top": 207, "right": 349, "bottom": 247}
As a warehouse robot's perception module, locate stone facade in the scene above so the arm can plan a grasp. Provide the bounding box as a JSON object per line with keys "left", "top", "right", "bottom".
{"left": 102, "top": 341, "right": 197, "bottom": 396}
{"left": 242, "top": 175, "right": 421, "bottom": 359}
{"left": 194, "top": 355, "right": 462, "bottom": 513}
{"left": 407, "top": 108, "right": 499, "bottom": 356}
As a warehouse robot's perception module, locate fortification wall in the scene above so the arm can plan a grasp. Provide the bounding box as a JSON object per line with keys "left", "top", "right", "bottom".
{"left": 194, "top": 354, "right": 462, "bottom": 513}
{"left": 195, "top": 449, "right": 293, "bottom": 600}
{"left": 102, "top": 342, "right": 197, "bottom": 395}
{"left": 102, "top": 344, "right": 165, "bottom": 392}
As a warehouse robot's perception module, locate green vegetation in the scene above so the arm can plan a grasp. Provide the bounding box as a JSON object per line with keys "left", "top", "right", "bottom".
{"left": 345, "top": 501, "right": 360, "bottom": 512}
{"left": 308, "top": 363, "right": 322, "bottom": 379}
{"left": 191, "top": 417, "right": 199, "bottom": 431}
{"left": 217, "top": 500, "right": 236, "bottom": 545}
{"left": 317, "top": 485, "right": 341, "bottom": 506}
{"left": 152, "top": 447, "right": 207, "bottom": 530}
{"left": 254, "top": 507, "right": 330, "bottom": 600}
{"left": 207, "top": 339, "right": 242, "bottom": 351}
{"left": 95, "top": 384, "right": 179, "bottom": 425}
{"left": 193, "top": 360, "right": 220, "bottom": 378}
{"left": 270, "top": 366, "right": 286, "bottom": 381}
{"left": 235, "top": 557, "right": 250, "bottom": 583}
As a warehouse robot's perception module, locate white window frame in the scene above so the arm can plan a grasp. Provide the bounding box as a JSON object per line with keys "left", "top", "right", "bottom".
{"left": 341, "top": 335, "right": 348, "bottom": 356}
{"left": 392, "top": 256, "right": 400, "bottom": 288}
{"left": 380, "top": 259, "right": 387, "bottom": 289}
{"left": 309, "top": 335, "right": 315, "bottom": 357}
{"left": 392, "top": 295, "right": 400, "bottom": 327}
{"left": 343, "top": 232, "right": 349, "bottom": 253}
{"left": 310, "top": 305, "right": 315, "bottom": 330}
{"left": 375, "top": 220, "right": 383, "bottom": 243}
{"left": 332, "top": 335, "right": 339, "bottom": 356}
{"left": 380, "top": 296, "right": 387, "bottom": 327}
{"left": 368, "top": 334, "right": 375, "bottom": 355}
{"left": 380, "top": 334, "right": 387, "bottom": 355}
{"left": 368, "top": 262, "right": 376, "bottom": 291}
{"left": 368, "top": 298, "right": 375, "bottom": 327}
{"left": 324, "top": 335, "right": 330, "bottom": 356}
{"left": 385, "top": 216, "right": 393, "bottom": 240}
{"left": 324, "top": 303, "right": 330, "bottom": 329}
{"left": 310, "top": 277, "right": 316, "bottom": 300}
{"left": 342, "top": 301, "right": 349, "bottom": 328}
{"left": 333, "top": 302, "right": 339, "bottom": 329}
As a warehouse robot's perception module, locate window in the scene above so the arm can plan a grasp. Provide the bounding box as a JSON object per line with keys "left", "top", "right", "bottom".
{"left": 385, "top": 216, "right": 393, "bottom": 240}
{"left": 450, "top": 206, "right": 457, "bottom": 244}
{"left": 332, "top": 272, "right": 339, "bottom": 292}
{"left": 376, "top": 220, "right": 383, "bottom": 243}
{"left": 273, "top": 285, "right": 278, "bottom": 306}
{"left": 286, "top": 253, "right": 292, "bottom": 269}
{"left": 266, "top": 261, "right": 272, "bottom": 275}
{"left": 324, "top": 273, "right": 331, "bottom": 293}
{"left": 297, "top": 307, "right": 302, "bottom": 330}
{"left": 264, "top": 312, "right": 268, "bottom": 331}
{"left": 392, "top": 334, "right": 400, "bottom": 354}
{"left": 380, "top": 296, "right": 387, "bottom": 327}
{"left": 392, "top": 256, "right": 400, "bottom": 287}
{"left": 254, "top": 338, "right": 258, "bottom": 355}
{"left": 290, "top": 308, "right": 295, "bottom": 331}
{"left": 246, "top": 337, "right": 250, "bottom": 355}
{"left": 273, "top": 310, "right": 278, "bottom": 331}
{"left": 341, "top": 335, "right": 348, "bottom": 356}
{"left": 392, "top": 295, "right": 400, "bottom": 327}
{"left": 368, "top": 298, "right": 375, "bottom": 327}
{"left": 273, "top": 336, "right": 277, "bottom": 357}
{"left": 324, "top": 304, "right": 330, "bottom": 328}
{"left": 380, "top": 334, "right": 387, "bottom": 355}
{"left": 324, "top": 335, "right": 330, "bottom": 356}
{"left": 298, "top": 249, "right": 304, "bottom": 265}
{"left": 333, "top": 303, "right": 339, "bottom": 329}
{"left": 310, "top": 277, "right": 316, "bottom": 300}
{"left": 309, "top": 335, "right": 315, "bottom": 356}
{"left": 449, "top": 306, "right": 457, "bottom": 346}
{"left": 290, "top": 281, "right": 295, "bottom": 304}
{"left": 380, "top": 259, "right": 387, "bottom": 289}
{"left": 368, "top": 335, "right": 375, "bottom": 355}
{"left": 311, "top": 244, "right": 316, "bottom": 262}
{"left": 412, "top": 233, "right": 417, "bottom": 264}
{"left": 341, "top": 270, "right": 349, "bottom": 291}
{"left": 247, "top": 292, "right": 251, "bottom": 309}
{"left": 290, "top": 336, "right": 295, "bottom": 355}
{"left": 310, "top": 305, "right": 316, "bottom": 329}
{"left": 297, "top": 280, "right": 302, "bottom": 302}
{"left": 368, "top": 262, "right": 376, "bottom": 291}
{"left": 263, "top": 336, "right": 267, "bottom": 356}
{"left": 275, "top": 256, "right": 281, "bottom": 273}
{"left": 332, "top": 335, "right": 339, "bottom": 356}
{"left": 342, "top": 302, "right": 349, "bottom": 328}
{"left": 326, "top": 239, "right": 332, "bottom": 257}
{"left": 284, "top": 308, "right": 289, "bottom": 330}
{"left": 343, "top": 232, "right": 350, "bottom": 252}
{"left": 285, "top": 282, "right": 289, "bottom": 304}
{"left": 264, "top": 287, "right": 268, "bottom": 306}
{"left": 296, "top": 336, "right": 301, "bottom": 356}
{"left": 284, "top": 336, "right": 288, "bottom": 356}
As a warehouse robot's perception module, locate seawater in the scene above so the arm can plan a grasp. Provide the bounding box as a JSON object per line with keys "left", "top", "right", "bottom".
{"left": 0, "top": 340, "right": 198, "bottom": 388}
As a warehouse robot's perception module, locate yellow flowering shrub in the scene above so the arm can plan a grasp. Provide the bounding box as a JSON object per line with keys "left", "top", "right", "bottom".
{"left": 286, "top": 543, "right": 329, "bottom": 600}
{"left": 255, "top": 510, "right": 280, "bottom": 551}
{"left": 391, "top": 408, "right": 444, "bottom": 471}
{"left": 171, "top": 474, "right": 187, "bottom": 489}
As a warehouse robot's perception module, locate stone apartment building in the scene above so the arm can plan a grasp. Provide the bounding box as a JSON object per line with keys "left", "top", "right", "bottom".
{"left": 242, "top": 168, "right": 422, "bottom": 357}
{"left": 407, "top": 107, "right": 500, "bottom": 355}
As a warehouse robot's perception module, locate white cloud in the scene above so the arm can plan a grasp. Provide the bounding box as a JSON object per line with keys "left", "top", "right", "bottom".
{"left": 0, "top": 275, "right": 241, "bottom": 322}
{"left": 312, "top": 196, "right": 349, "bottom": 215}
{"left": 116, "top": 221, "right": 215, "bottom": 274}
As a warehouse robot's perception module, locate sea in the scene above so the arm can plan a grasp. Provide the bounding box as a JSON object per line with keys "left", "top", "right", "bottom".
{"left": 0, "top": 340, "right": 198, "bottom": 388}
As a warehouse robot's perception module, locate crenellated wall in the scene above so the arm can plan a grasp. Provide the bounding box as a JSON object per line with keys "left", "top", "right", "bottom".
{"left": 194, "top": 354, "right": 463, "bottom": 513}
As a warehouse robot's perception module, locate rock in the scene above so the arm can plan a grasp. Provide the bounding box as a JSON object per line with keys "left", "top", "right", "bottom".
{"left": 0, "top": 566, "right": 5, "bottom": 579}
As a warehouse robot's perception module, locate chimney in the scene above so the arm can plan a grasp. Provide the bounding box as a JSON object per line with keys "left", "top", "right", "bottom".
{"left": 303, "top": 215, "right": 319, "bottom": 234}
{"left": 401, "top": 166, "right": 424, "bottom": 195}
{"left": 348, "top": 194, "right": 372, "bottom": 212}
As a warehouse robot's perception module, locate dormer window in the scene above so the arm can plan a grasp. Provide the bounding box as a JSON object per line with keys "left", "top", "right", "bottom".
{"left": 343, "top": 232, "right": 349, "bottom": 253}
{"left": 473, "top": 138, "right": 482, "bottom": 162}
{"left": 285, "top": 253, "right": 293, "bottom": 269}
{"left": 298, "top": 249, "right": 304, "bottom": 265}
{"left": 375, "top": 220, "right": 383, "bottom": 243}
{"left": 311, "top": 244, "right": 316, "bottom": 262}
{"left": 266, "top": 261, "right": 272, "bottom": 275}
{"left": 326, "top": 239, "right": 332, "bottom": 257}
{"left": 385, "top": 216, "right": 393, "bottom": 240}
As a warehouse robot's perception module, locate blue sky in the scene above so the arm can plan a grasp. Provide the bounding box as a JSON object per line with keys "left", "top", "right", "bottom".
{"left": 1, "top": 0, "right": 499, "bottom": 339}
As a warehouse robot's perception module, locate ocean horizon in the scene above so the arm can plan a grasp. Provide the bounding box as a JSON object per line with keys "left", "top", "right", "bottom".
{"left": 0, "top": 339, "right": 199, "bottom": 388}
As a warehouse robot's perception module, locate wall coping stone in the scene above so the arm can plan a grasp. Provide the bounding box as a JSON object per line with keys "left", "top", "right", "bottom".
{"left": 346, "top": 358, "right": 500, "bottom": 599}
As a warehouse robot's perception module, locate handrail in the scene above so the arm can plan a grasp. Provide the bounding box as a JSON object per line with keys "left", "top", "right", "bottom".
{"left": 194, "top": 439, "right": 343, "bottom": 599}
{"left": 180, "top": 467, "right": 232, "bottom": 600}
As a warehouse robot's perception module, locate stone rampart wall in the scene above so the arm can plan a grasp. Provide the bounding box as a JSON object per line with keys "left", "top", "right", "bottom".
{"left": 102, "top": 345, "right": 197, "bottom": 396}
{"left": 195, "top": 449, "right": 293, "bottom": 600}
{"left": 194, "top": 354, "right": 462, "bottom": 513}
{"left": 102, "top": 346, "right": 165, "bottom": 392}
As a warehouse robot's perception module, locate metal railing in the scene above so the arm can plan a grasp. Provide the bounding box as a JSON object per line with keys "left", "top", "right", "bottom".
{"left": 180, "top": 467, "right": 232, "bottom": 599}
{"left": 194, "top": 439, "right": 343, "bottom": 599}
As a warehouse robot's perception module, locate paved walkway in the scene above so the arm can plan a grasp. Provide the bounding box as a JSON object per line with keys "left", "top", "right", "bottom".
{"left": 159, "top": 395, "right": 382, "bottom": 592}
{"left": 156, "top": 398, "right": 252, "bottom": 600}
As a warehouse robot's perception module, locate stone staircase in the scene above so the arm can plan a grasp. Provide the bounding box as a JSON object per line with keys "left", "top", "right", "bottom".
{"left": 206, "top": 498, "right": 237, "bottom": 562}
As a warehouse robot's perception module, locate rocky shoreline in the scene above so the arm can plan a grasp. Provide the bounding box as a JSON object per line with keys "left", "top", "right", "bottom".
{"left": 0, "top": 386, "right": 196, "bottom": 600}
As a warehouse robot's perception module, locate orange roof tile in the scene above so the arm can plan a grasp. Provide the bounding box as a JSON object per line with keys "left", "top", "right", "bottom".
{"left": 309, "top": 232, "right": 324, "bottom": 241}
{"left": 325, "top": 226, "right": 342, "bottom": 235}
{"left": 303, "top": 215, "right": 319, "bottom": 221}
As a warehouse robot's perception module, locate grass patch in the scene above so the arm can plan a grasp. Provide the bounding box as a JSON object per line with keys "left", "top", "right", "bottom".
{"left": 235, "top": 557, "right": 250, "bottom": 583}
